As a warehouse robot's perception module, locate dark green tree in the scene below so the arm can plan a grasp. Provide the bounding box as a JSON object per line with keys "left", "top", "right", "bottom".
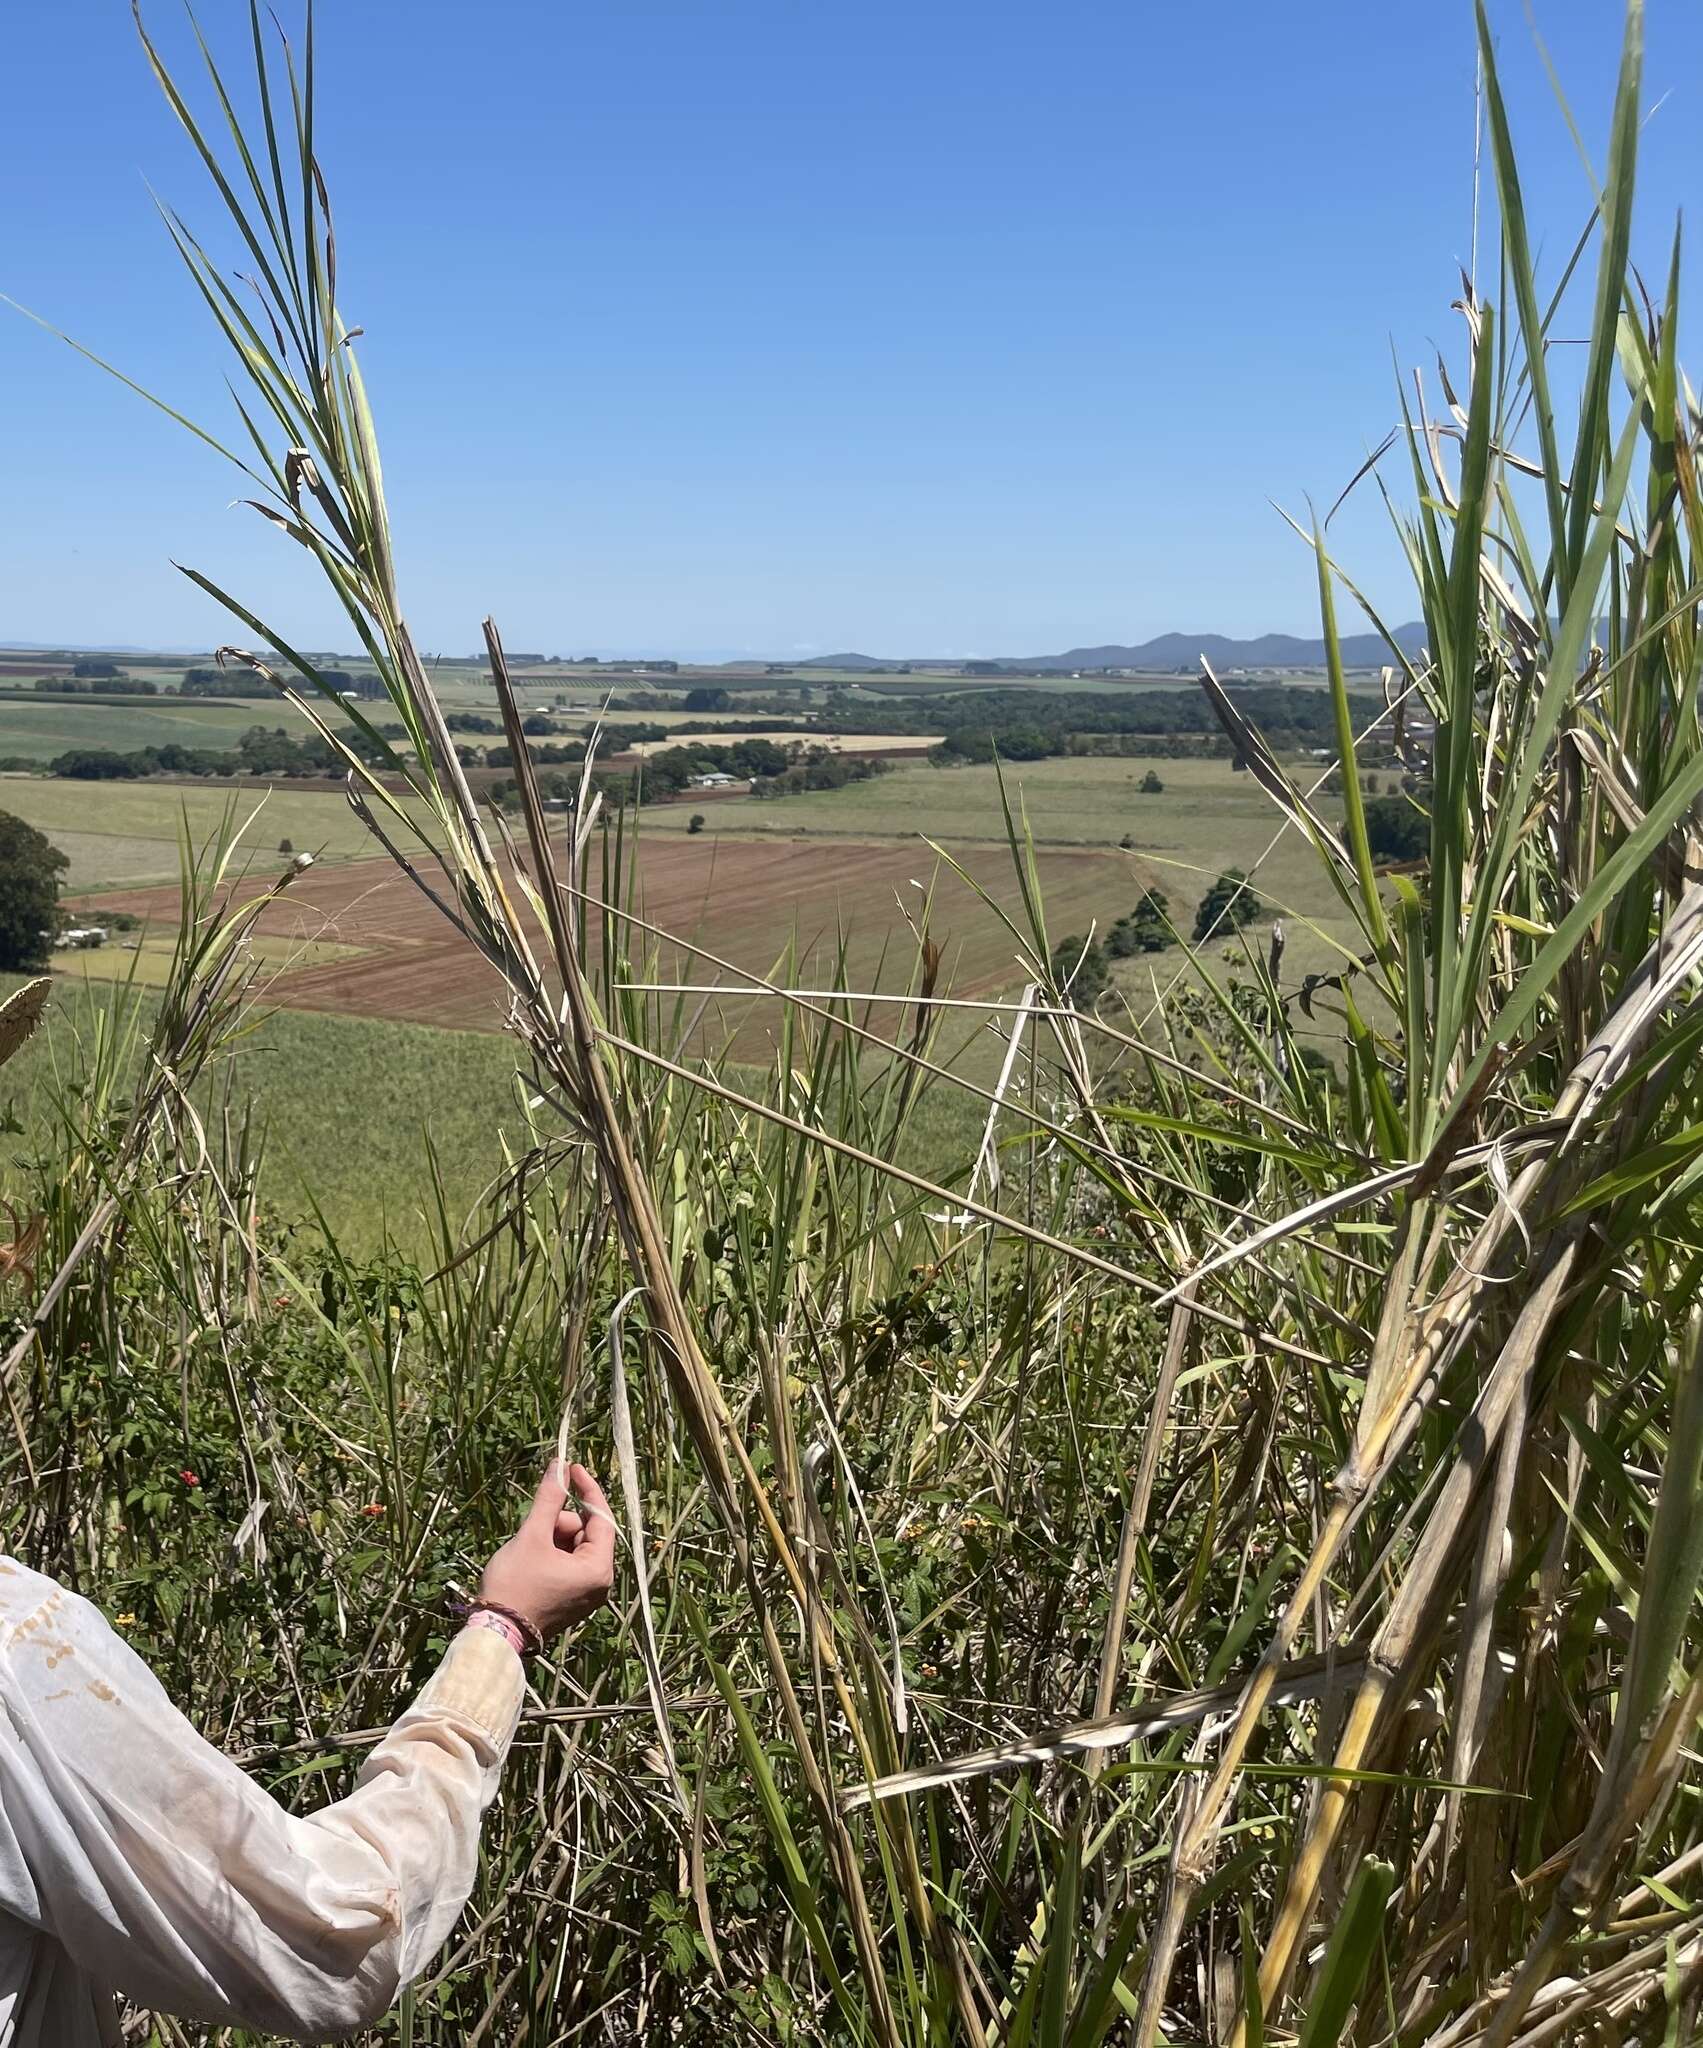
{"left": 1049, "top": 934, "right": 1109, "bottom": 1007}
{"left": 1362, "top": 793, "right": 1429, "bottom": 862}
{"left": 1130, "top": 887, "right": 1173, "bottom": 951}
{"left": 1192, "top": 868, "right": 1261, "bottom": 943}
{"left": 686, "top": 814, "right": 706, "bottom": 835}
{"left": 1139, "top": 768, "right": 1164, "bottom": 794}
{"left": 1107, "top": 891, "right": 1173, "bottom": 957}
{"left": 0, "top": 811, "right": 68, "bottom": 970}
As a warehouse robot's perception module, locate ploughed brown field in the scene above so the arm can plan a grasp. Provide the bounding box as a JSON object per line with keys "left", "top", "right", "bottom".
{"left": 84, "top": 833, "right": 1150, "bottom": 1053}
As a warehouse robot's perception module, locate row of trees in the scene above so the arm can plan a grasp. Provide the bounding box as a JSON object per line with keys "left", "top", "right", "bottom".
{"left": 484, "top": 737, "right": 883, "bottom": 812}
{"left": 749, "top": 753, "right": 891, "bottom": 800}
{"left": 36, "top": 717, "right": 892, "bottom": 803}
{"left": 178, "top": 665, "right": 366, "bottom": 698}
{"left": 48, "top": 722, "right": 394, "bottom": 781}
{"left": 178, "top": 666, "right": 279, "bottom": 698}
{"left": 19, "top": 664, "right": 395, "bottom": 702}
{"left": 30, "top": 673, "right": 157, "bottom": 696}
{"left": 896, "top": 681, "right": 1392, "bottom": 764}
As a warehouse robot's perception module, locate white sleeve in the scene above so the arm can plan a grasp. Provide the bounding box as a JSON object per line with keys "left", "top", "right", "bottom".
{"left": 0, "top": 1569, "right": 524, "bottom": 2042}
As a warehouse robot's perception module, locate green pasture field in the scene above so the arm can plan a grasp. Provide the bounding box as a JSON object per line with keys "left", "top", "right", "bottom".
{"left": 623, "top": 727, "right": 936, "bottom": 757}
{"left": 839, "top": 669, "right": 1336, "bottom": 698}
{"left": 512, "top": 704, "right": 837, "bottom": 729}
{"left": 0, "top": 776, "right": 430, "bottom": 889}
{"left": 637, "top": 750, "right": 1321, "bottom": 845}
{"left": 0, "top": 693, "right": 322, "bottom": 760}
{"left": 843, "top": 670, "right": 1184, "bottom": 696}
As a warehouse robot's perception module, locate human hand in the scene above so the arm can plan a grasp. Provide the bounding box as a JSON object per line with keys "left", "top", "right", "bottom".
{"left": 477, "top": 1461, "right": 616, "bottom": 1642}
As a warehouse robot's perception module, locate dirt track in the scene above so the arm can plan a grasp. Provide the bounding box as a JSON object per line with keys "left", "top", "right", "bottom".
{"left": 86, "top": 833, "right": 1144, "bottom": 1048}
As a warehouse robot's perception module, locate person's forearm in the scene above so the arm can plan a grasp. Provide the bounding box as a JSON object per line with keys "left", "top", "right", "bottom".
{"left": 203, "top": 1625, "right": 527, "bottom": 2036}
{"left": 0, "top": 1462, "right": 608, "bottom": 2040}
{"left": 0, "top": 1580, "right": 525, "bottom": 2041}
{"left": 310, "top": 1623, "right": 526, "bottom": 1994}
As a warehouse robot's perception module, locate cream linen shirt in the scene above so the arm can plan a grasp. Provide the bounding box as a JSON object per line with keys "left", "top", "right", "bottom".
{"left": 0, "top": 1555, "right": 525, "bottom": 2045}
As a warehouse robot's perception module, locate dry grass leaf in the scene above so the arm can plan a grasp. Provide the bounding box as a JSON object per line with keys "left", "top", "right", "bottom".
{"left": 0, "top": 978, "right": 50, "bottom": 1072}
{"left": 0, "top": 1204, "right": 45, "bottom": 1295}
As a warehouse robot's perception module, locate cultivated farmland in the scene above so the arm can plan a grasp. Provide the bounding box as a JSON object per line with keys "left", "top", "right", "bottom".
{"left": 641, "top": 750, "right": 1304, "bottom": 843}
{"left": 22, "top": 750, "right": 1375, "bottom": 1046}
{"left": 643, "top": 753, "right": 1374, "bottom": 1006}
{"left": 0, "top": 775, "right": 432, "bottom": 887}
{"left": 0, "top": 692, "right": 321, "bottom": 760}
{"left": 80, "top": 833, "right": 1156, "bottom": 1052}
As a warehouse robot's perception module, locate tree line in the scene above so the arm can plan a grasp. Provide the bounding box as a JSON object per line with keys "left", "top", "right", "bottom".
{"left": 485, "top": 739, "right": 889, "bottom": 811}
{"left": 29, "top": 673, "right": 159, "bottom": 696}
{"left": 47, "top": 723, "right": 394, "bottom": 781}
{"left": 922, "top": 682, "right": 1389, "bottom": 766}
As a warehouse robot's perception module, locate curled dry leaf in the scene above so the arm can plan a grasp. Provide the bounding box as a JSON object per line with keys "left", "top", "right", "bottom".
{"left": 0, "top": 978, "right": 50, "bottom": 1072}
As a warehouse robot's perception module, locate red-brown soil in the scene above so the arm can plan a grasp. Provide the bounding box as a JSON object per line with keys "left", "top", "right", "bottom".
{"left": 85, "top": 834, "right": 1143, "bottom": 1050}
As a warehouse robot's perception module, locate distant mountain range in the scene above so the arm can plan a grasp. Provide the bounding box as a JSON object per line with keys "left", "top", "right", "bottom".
{"left": 799, "top": 623, "right": 1429, "bottom": 673}
{"left": 0, "top": 622, "right": 1431, "bottom": 672}
{"left": 0, "top": 640, "right": 206, "bottom": 657}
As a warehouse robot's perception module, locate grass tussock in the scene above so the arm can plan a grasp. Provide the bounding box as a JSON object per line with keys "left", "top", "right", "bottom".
{"left": 5, "top": 1, "right": 1703, "bottom": 2042}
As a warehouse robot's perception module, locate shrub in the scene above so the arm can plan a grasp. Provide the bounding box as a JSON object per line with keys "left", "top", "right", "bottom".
{"left": 1048, "top": 933, "right": 1109, "bottom": 1006}
{"left": 1129, "top": 887, "right": 1172, "bottom": 951}
{"left": 1192, "top": 867, "right": 1261, "bottom": 942}
{"left": 50, "top": 749, "right": 144, "bottom": 780}
{"left": 1363, "top": 792, "right": 1429, "bottom": 863}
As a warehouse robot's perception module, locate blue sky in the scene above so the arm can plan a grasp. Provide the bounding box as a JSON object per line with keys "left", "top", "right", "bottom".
{"left": 1, "top": 2, "right": 1698, "bottom": 660}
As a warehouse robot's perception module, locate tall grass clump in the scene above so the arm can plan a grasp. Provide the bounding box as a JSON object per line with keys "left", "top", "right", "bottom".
{"left": 8, "top": 0, "right": 1703, "bottom": 2040}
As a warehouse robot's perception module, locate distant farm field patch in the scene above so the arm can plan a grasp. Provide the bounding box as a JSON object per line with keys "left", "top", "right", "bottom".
{"left": 622, "top": 729, "right": 938, "bottom": 758}
{"left": 50, "top": 930, "right": 366, "bottom": 990}
{"left": 0, "top": 694, "right": 325, "bottom": 760}
{"left": 638, "top": 752, "right": 1288, "bottom": 844}
{"left": 640, "top": 753, "right": 1384, "bottom": 1021}
{"left": 22, "top": 742, "right": 1388, "bottom": 1062}
{"left": 80, "top": 835, "right": 1151, "bottom": 1054}
{"left": 0, "top": 776, "right": 432, "bottom": 888}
